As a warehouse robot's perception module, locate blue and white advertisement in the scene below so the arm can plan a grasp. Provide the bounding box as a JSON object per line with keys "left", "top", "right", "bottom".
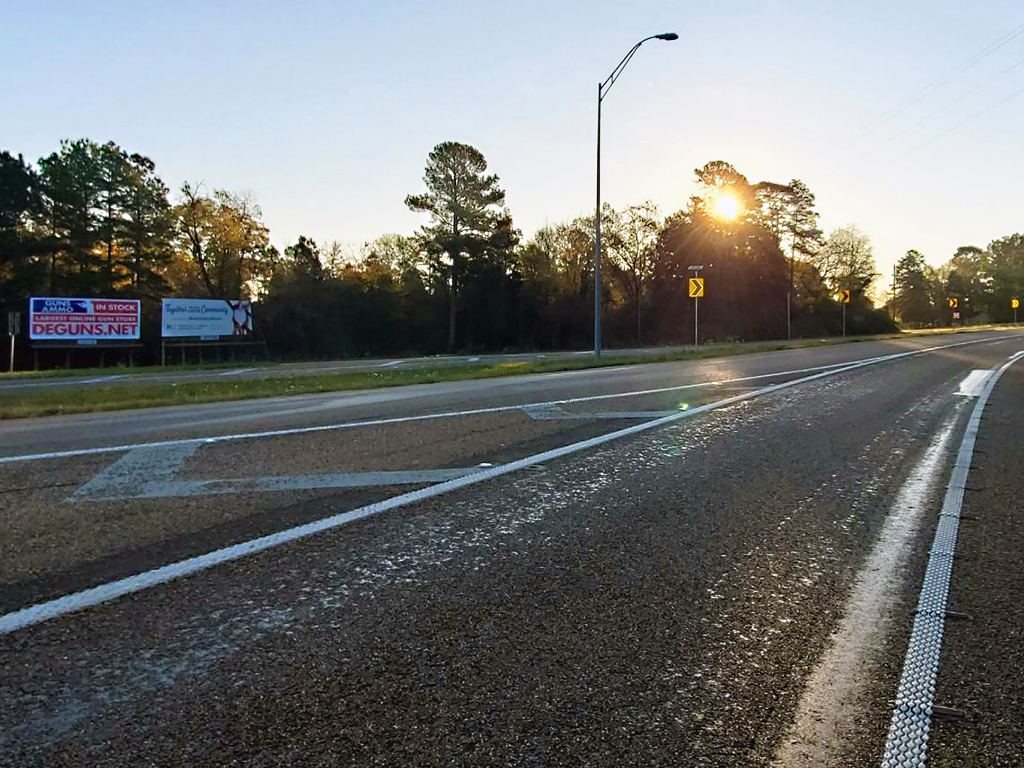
{"left": 161, "top": 299, "right": 253, "bottom": 338}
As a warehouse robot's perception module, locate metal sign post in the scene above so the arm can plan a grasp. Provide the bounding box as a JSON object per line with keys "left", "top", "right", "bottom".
{"left": 7, "top": 310, "right": 19, "bottom": 373}
{"left": 688, "top": 265, "right": 704, "bottom": 348}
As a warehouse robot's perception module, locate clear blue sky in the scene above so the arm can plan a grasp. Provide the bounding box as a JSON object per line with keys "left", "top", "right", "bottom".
{"left": 3, "top": 0, "right": 1023, "bottom": 288}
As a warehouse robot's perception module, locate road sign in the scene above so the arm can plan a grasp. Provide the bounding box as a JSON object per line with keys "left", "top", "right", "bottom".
{"left": 952, "top": 312, "right": 960, "bottom": 320}
{"left": 1013, "top": 298, "right": 1020, "bottom": 310}
{"left": 688, "top": 277, "right": 704, "bottom": 298}
{"left": 948, "top": 297, "right": 958, "bottom": 309}
{"left": 836, "top": 289, "right": 850, "bottom": 303}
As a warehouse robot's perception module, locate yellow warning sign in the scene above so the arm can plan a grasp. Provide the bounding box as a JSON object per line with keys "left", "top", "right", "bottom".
{"left": 1013, "top": 298, "right": 1020, "bottom": 309}
{"left": 948, "top": 297, "right": 958, "bottom": 309}
{"left": 836, "top": 289, "right": 850, "bottom": 303}
{"left": 688, "top": 278, "right": 704, "bottom": 298}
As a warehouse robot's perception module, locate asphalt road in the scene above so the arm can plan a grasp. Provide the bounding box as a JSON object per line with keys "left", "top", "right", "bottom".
{"left": 1, "top": 330, "right": 1022, "bottom": 767}
{"left": 0, "top": 344, "right": 696, "bottom": 393}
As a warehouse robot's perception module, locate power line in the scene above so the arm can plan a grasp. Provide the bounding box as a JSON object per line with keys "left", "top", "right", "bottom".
{"left": 815, "top": 20, "right": 1024, "bottom": 181}
{"left": 897, "top": 82, "right": 1024, "bottom": 158}
{"left": 845, "top": 81, "right": 1024, "bottom": 182}
{"left": 864, "top": 54, "right": 1024, "bottom": 156}
{"left": 843, "top": 20, "right": 1024, "bottom": 145}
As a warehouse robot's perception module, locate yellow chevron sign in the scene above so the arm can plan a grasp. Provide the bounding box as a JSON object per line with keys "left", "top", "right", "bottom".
{"left": 688, "top": 278, "right": 704, "bottom": 298}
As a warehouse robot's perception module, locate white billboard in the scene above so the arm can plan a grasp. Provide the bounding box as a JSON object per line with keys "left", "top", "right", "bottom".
{"left": 161, "top": 299, "right": 253, "bottom": 338}
{"left": 30, "top": 297, "right": 140, "bottom": 341}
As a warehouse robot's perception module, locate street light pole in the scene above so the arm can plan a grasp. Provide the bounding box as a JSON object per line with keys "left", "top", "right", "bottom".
{"left": 595, "top": 83, "right": 602, "bottom": 357}
{"left": 594, "top": 32, "right": 678, "bottom": 359}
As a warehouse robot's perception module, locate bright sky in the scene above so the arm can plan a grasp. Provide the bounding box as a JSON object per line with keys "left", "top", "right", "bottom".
{"left": 3, "top": 0, "right": 1023, "bottom": 286}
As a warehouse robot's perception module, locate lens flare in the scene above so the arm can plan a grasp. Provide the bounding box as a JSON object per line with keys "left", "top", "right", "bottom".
{"left": 713, "top": 193, "right": 740, "bottom": 220}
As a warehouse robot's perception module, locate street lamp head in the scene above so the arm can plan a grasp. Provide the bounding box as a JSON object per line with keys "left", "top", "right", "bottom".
{"left": 655, "top": 32, "right": 679, "bottom": 40}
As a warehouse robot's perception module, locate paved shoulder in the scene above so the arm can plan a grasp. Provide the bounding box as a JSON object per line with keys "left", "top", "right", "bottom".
{"left": 928, "top": 361, "right": 1024, "bottom": 767}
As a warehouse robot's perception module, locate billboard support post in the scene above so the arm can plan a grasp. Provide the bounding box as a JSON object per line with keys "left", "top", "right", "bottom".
{"left": 7, "top": 310, "right": 18, "bottom": 373}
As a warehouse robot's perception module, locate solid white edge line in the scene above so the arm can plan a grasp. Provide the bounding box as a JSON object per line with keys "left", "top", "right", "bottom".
{"left": 1, "top": 334, "right": 1015, "bottom": 465}
{"left": 879, "top": 348, "right": 1024, "bottom": 767}
{"left": 0, "top": 340, "right": 1010, "bottom": 636}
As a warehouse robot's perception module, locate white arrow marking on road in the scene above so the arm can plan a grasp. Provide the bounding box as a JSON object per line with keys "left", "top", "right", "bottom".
{"left": 956, "top": 369, "right": 991, "bottom": 397}
{"left": 72, "top": 465, "right": 486, "bottom": 502}
{"left": 1, "top": 340, "right": 1020, "bottom": 635}
{"left": 522, "top": 404, "right": 678, "bottom": 420}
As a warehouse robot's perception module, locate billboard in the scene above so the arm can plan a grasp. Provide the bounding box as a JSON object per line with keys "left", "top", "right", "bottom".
{"left": 29, "top": 297, "right": 140, "bottom": 341}
{"left": 161, "top": 299, "right": 253, "bottom": 338}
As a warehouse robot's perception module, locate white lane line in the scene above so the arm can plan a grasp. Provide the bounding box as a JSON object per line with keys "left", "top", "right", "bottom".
{"left": 0, "top": 375, "right": 129, "bottom": 390}
{"left": 375, "top": 361, "right": 403, "bottom": 368}
{"left": 956, "top": 369, "right": 991, "bottom": 397}
{"left": 880, "top": 348, "right": 1024, "bottom": 767}
{"left": 1, "top": 361, "right": 858, "bottom": 463}
{"left": 0, "top": 343, "right": 1010, "bottom": 636}
{"left": 78, "top": 375, "right": 127, "bottom": 384}
{"left": 2, "top": 335, "right": 1014, "bottom": 466}
{"left": 72, "top": 468, "right": 487, "bottom": 501}
{"left": 773, "top": 410, "right": 962, "bottom": 767}
{"left": 217, "top": 368, "right": 257, "bottom": 377}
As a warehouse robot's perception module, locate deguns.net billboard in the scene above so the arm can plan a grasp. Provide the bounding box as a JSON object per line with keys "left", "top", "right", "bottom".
{"left": 161, "top": 299, "right": 253, "bottom": 339}
{"left": 29, "top": 298, "right": 141, "bottom": 341}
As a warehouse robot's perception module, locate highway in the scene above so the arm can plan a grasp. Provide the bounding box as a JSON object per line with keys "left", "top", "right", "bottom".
{"left": 1, "top": 330, "right": 1022, "bottom": 767}
{"left": 0, "top": 344, "right": 695, "bottom": 393}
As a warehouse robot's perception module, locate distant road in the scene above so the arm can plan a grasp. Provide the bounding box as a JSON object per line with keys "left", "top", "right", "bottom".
{"left": 2, "top": 329, "right": 1022, "bottom": 766}
{"left": 0, "top": 345, "right": 695, "bottom": 393}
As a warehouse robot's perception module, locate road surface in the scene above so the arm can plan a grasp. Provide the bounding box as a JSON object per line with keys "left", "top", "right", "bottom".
{"left": 1, "top": 330, "right": 1022, "bottom": 766}
{"left": 0, "top": 345, "right": 697, "bottom": 393}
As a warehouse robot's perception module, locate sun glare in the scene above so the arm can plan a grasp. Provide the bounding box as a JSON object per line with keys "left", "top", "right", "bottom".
{"left": 713, "top": 192, "right": 740, "bottom": 220}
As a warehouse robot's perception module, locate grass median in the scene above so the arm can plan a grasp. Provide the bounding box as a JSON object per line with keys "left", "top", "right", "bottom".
{"left": 0, "top": 326, "right": 1016, "bottom": 420}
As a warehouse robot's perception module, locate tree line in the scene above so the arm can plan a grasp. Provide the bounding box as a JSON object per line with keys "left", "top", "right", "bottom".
{"left": 2, "top": 138, "right": 1018, "bottom": 364}
{"left": 889, "top": 241, "right": 1024, "bottom": 326}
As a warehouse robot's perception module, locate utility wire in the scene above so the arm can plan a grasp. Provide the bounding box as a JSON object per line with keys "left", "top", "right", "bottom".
{"left": 863, "top": 53, "right": 1024, "bottom": 156}
{"left": 897, "top": 81, "right": 1024, "bottom": 159}
{"left": 843, "top": 20, "right": 1024, "bottom": 145}
{"left": 815, "top": 20, "right": 1024, "bottom": 180}
{"left": 847, "top": 81, "right": 1024, "bottom": 182}
{"left": 817, "top": 22, "right": 1024, "bottom": 183}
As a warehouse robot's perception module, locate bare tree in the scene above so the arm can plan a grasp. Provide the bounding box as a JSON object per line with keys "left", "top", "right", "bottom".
{"left": 814, "top": 224, "right": 877, "bottom": 297}
{"left": 608, "top": 200, "right": 661, "bottom": 344}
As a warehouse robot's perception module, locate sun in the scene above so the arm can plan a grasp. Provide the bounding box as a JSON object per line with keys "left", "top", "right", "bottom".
{"left": 713, "top": 192, "right": 740, "bottom": 220}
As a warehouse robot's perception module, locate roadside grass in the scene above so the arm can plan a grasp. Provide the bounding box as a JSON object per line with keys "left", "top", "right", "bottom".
{"left": 1, "top": 325, "right": 1018, "bottom": 420}
{"left": 3, "top": 323, "right": 1014, "bottom": 382}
